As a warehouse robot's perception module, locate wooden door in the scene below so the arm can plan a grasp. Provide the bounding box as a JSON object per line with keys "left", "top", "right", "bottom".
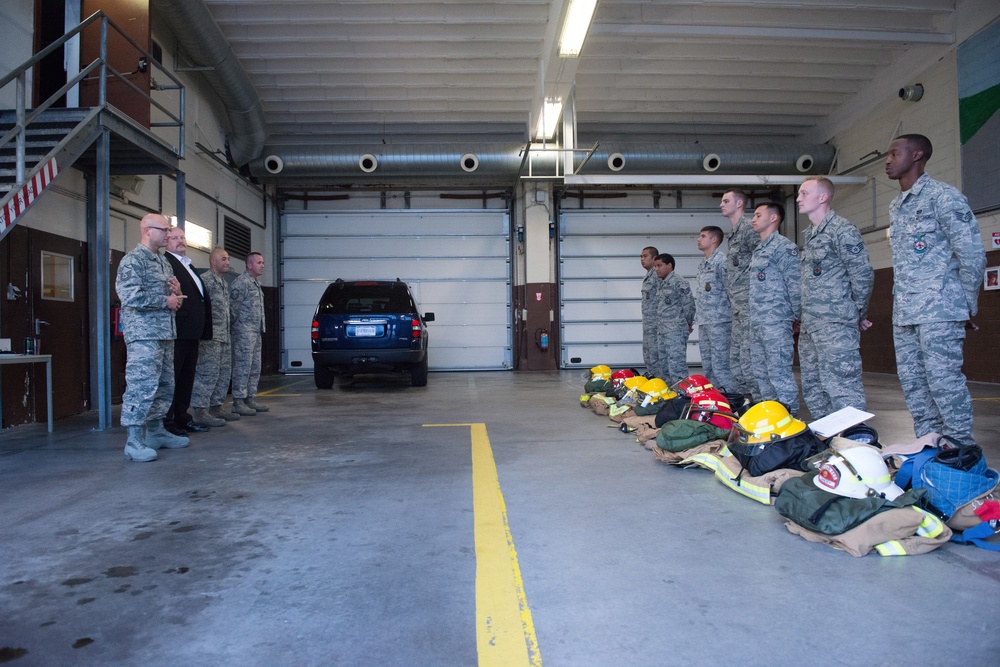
{"left": 29, "top": 229, "right": 91, "bottom": 420}
{"left": 79, "top": 0, "right": 151, "bottom": 127}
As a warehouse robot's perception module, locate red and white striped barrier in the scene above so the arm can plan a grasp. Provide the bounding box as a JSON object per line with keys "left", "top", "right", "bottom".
{"left": 1, "top": 157, "right": 59, "bottom": 234}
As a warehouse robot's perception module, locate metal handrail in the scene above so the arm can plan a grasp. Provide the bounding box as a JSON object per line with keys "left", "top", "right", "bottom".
{"left": 0, "top": 10, "right": 185, "bottom": 183}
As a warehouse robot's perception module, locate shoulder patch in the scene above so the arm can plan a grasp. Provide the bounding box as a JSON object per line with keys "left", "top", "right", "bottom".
{"left": 845, "top": 241, "right": 865, "bottom": 255}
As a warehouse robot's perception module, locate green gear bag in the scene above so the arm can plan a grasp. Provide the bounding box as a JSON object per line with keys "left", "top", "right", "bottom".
{"left": 655, "top": 419, "right": 731, "bottom": 453}
{"left": 584, "top": 379, "right": 612, "bottom": 394}
{"left": 775, "top": 473, "right": 932, "bottom": 536}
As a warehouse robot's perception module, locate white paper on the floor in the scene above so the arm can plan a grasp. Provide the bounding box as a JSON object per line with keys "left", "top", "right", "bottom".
{"left": 809, "top": 406, "right": 875, "bottom": 438}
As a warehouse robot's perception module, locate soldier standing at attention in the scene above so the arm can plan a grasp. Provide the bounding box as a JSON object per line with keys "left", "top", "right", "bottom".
{"left": 230, "top": 252, "right": 269, "bottom": 416}
{"left": 694, "top": 226, "right": 736, "bottom": 390}
{"left": 748, "top": 202, "right": 801, "bottom": 415}
{"left": 116, "top": 213, "right": 189, "bottom": 462}
{"left": 653, "top": 253, "right": 696, "bottom": 385}
{"left": 885, "top": 133, "right": 985, "bottom": 446}
{"left": 797, "top": 177, "right": 874, "bottom": 419}
{"left": 721, "top": 190, "right": 759, "bottom": 400}
{"left": 640, "top": 246, "right": 660, "bottom": 375}
{"left": 191, "top": 247, "right": 237, "bottom": 427}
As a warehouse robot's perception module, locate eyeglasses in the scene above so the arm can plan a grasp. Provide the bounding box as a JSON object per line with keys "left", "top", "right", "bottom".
{"left": 149, "top": 226, "right": 172, "bottom": 233}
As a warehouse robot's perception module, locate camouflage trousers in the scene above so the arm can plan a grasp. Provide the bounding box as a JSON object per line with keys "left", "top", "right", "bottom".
{"left": 231, "top": 331, "right": 262, "bottom": 399}
{"left": 657, "top": 327, "right": 690, "bottom": 385}
{"left": 698, "top": 322, "right": 736, "bottom": 392}
{"left": 798, "top": 321, "right": 865, "bottom": 420}
{"left": 729, "top": 300, "right": 755, "bottom": 395}
{"left": 893, "top": 321, "right": 974, "bottom": 445}
{"left": 191, "top": 339, "right": 232, "bottom": 409}
{"left": 642, "top": 317, "right": 659, "bottom": 376}
{"left": 750, "top": 320, "right": 799, "bottom": 414}
{"left": 121, "top": 339, "right": 174, "bottom": 427}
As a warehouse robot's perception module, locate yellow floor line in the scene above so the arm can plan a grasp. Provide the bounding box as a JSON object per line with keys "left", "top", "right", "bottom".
{"left": 256, "top": 378, "right": 311, "bottom": 396}
{"left": 424, "top": 423, "right": 542, "bottom": 667}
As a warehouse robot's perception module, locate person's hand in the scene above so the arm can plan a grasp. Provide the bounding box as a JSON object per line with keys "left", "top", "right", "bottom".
{"left": 167, "top": 276, "right": 182, "bottom": 296}
{"left": 792, "top": 320, "right": 800, "bottom": 334}
{"left": 966, "top": 320, "right": 980, "bottom": 332}
{"left": 860, "top": 319, "right": 873, "bottom": 331}
{"left": 167, "top": 294, "right": 186, "bottom": 311}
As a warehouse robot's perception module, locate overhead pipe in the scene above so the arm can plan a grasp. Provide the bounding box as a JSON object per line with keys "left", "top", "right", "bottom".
{"left": 151, "top": 0, "right": 266, "bottom": 167}
{"left": 247, "top": 143, "right": 836, "bottom": 185}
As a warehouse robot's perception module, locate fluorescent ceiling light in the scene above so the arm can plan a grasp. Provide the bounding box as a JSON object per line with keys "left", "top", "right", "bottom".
{"left": 558, "top": 0, "right": 599, "bottom": 57}
{"left": 535, "top": 97, "right": 564, "bottom": 140}
{"left": 169, "top": 216, "right": 214, "bottom": 252}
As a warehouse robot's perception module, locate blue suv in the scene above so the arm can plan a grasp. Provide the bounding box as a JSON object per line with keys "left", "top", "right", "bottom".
{"left": 311, "top": 279, "right": 435, "bottom": 388}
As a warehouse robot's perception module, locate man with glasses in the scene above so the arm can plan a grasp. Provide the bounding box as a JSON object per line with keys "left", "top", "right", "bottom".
{"left": 115, "top": 213, "right": 188, "bottom": 462}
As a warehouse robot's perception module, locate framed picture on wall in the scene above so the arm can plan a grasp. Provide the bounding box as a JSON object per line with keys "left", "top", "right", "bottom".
{"left": 986, "top": 267, "right": 1000, "bottom": 291}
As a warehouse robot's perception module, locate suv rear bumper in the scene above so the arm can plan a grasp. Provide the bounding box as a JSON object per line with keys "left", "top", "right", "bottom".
{"left": 313, "top": 348, "right": 426, "bottom": 371}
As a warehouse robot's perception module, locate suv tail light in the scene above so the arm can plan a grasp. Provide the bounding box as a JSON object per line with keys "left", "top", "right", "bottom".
{"left": 311, "top": 319, "right": 319, "bottom": 340}
{"left": 411, "top": 318, "right": 421, "bottom": 338}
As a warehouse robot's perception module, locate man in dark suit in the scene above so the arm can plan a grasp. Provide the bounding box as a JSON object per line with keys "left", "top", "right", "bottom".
{"left": 164, "top": 227, "right": 213, "bottom": 434}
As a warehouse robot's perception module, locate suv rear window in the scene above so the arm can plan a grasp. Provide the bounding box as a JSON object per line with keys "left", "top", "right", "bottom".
{"left": 318, "top": 284, "right": 416, "bottom": 314}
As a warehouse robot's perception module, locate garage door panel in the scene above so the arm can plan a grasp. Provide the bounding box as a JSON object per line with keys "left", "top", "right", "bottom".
{"left": 560, "top": 279, "right": 637, "bottom": 301}
{"left": 422, "top": 303, "right": 507, "bottom": 326}
{"left": 562, "top": 300, "right": 640, "bottom": 322}
{"left": 285, "top": 212, "right": 508, "bottom": 237}
{"left": 560, "top": 257, "right": 638, "bottom": 280}
{"left": 561, "top": 211, "right": 719, "bottom": 235}
{"left": 283, "top": 235, "right": 507, "bottom": 259}
{"left": 431, "top": 324, "right": 509, "bottom": 349}
{"left": 411, "top": 280, "right": 508, "bottom": 304}
{"left": 564, "top": 321, "right": 642, "bottom": 343}
{"left": 284, "top": 258, "right": 508, "bottom": 282}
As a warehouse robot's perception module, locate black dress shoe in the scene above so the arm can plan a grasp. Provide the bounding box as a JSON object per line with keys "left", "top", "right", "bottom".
{"left": 181, "top": 422, "right": 210, "bottom": 433}
{"left": 164, "top": 422, "right": 188, "bottom": 436}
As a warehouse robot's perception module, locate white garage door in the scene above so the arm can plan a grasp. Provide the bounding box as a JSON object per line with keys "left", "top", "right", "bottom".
{"left": 282, "top": 210, "right": 511, "bottom": 372}
{"left": 559, "top": 209, "right": 724, "bottom": 369}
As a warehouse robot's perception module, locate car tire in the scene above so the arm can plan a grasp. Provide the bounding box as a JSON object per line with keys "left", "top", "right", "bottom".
{"left": 314, "top": 364, "right": 334, "bottom": 389}
{"left": 410, "top": 356, "right": 428, "bottom": 387}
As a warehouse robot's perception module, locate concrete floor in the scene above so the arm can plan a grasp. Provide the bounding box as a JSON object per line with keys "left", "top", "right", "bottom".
{"left": 2, "top": 370, "right": 1000, "bottom": 666}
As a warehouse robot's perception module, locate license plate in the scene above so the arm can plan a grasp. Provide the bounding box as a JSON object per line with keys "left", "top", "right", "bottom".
{"left": 354, "top": 325, "right": 377, "bottom": 337}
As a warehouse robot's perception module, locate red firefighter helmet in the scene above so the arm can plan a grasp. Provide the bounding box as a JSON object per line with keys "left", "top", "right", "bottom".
{"left": 611, "top": 369, "right": 636, "bottom": 389}
{"left": 682, "top": 389, "right": 738, "bottom": 431}
{"left": 675, "top": 374, "right": 714, "bottom": 397}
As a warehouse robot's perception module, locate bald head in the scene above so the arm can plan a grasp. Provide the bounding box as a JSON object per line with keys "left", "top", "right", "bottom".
{"left": 140, "top": 213, "right": 171, "bottom": 252}
{"left": 209, "top": 247, "right": 231, "bottom": 275}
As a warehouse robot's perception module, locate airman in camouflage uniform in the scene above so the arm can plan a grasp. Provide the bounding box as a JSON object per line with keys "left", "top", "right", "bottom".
{"left": 230, "top": 252, "right": 268, "bottom": 416}
{"left": 640, "top": 246, "right": 660, "bottom": 375}
{"left": 694, "top": 226, "right": 736, "bottom": 390}
{"left": 115, "top": 213, "right": 188, "bottom": 462}
{"left": 654, "top": 253, "right": 695, "bottom": 385}
{"left": 721, "top": 190, "right": 759, "bottom": 397}
{"left": 797, "top": 177, "right": 874, "bottom": 419}
{"left": 191, "top": 247, "right": 237, "bottom": 426}
{"left": 748, "top": 203, "right": 801, "bottom": 414}
{"left": 886, "top": 134, "right": 985, "bottom": 445}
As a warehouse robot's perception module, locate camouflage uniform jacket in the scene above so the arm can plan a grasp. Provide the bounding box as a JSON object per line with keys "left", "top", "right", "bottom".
{"left": 230, "top": 271, "right": 265, "bottom": 335}
{"left": 641, "top": 267, "right": 659, "bottom": 320}
{"left": 725, "top": 214, "right": 758, "bottom": 310}
{"left": 115, "top": 243, "right": 176, "bottom": 344}
{"left": 800, "top": 210, "right": 874, "bottom": 326}
{"left": 889, "top": 173, "right": 985, "bottom": 325}
{"left": 748, "top": 231, "right": 800, "bottom": 324}
{"left": 695, "top": 246, "right": 731, "bottom": 324}
{"left": 656, "top": 271, "right": 696, "bottom": 331}
{"left": 202, "top": 271, "right": 232, "bottom": 345}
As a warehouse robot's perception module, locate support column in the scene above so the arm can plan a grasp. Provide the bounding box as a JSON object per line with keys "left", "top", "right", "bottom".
{"left": 88, "top": 129, "right": 112, "bottom": 429}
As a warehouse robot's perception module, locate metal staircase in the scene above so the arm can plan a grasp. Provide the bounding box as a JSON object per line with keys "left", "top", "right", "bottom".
{"left": 0, "top": 10, "right": 185, "bottom": 241}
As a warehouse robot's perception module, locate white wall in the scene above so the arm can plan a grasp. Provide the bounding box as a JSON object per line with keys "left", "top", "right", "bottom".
{"left": 0, "top": 0, "right": 33, "bottom": 110}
